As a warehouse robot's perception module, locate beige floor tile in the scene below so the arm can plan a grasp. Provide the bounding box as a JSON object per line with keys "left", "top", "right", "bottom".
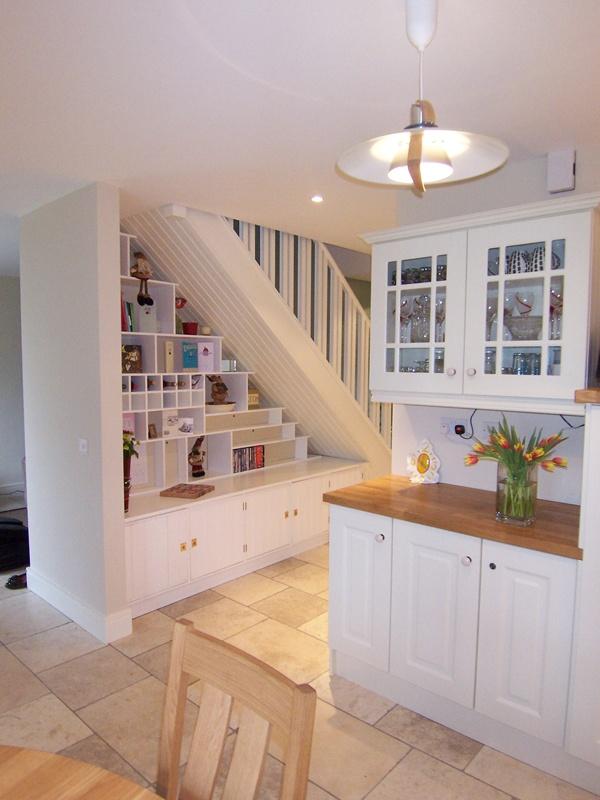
{"left": 376, "top": 705, "right": 482, "bottom": 769}
{"left": 299, "top": 612, "right": 328, "bottom": 642}
{"left": 305, "top": 699, "right": 408, "bottom": 800}
{"left": 8, "top": 621, "right": 104, "bottom": 673}
{"left": 214, "top": 572, "right": 286, "bottom": 605}
{"left": 306, "top": 783, "right": 338, "bottom": 800}
{"left": 227, "top": 618, "right": 329, "bottom": 684}
{"left": 251, "top": 587, "right": 328, "bottom": 628}
{"left": 0, "top": 592, "right": 69, "bottom": 644}
{"left": 0, "top": 571, "right": 28, "bottom": 602}
{"left": 78, "top": 675, "right": 197, "bottom": 782}
{"left": 160, "top": 589, "right": 221, "bottom": 619}
{"left": 367, "top": 749, "right": 510, "bottom": 800}
{"left": 0, "top": 645, "right": 48, "bottom": 714}
{"left": 297, "top": 544, "right": 330, "bottom": 569}
{"left": 311, "top": 673, "right": 395, "bottom": 725}
{"left": 182, "top": 597, "right": 266, "bottom": 639}
{"left": 257, "top": 557, "right": 305, "bottom": 578}
{"left": 134, "top": 642, "right": 172, "bottom": 683}
{"left": 0, "top": 694, "right": 91, "bottom": 752}
{"left": 39, "top": 645, "right": 148, "bottom": 709}
{"left": 60, "top": 734, "right": 149, "bottom": 787}
{"left": 466, "top": 746, "right": 599, "bottom": 800}
{"left": 275, "top": 563, "right": 329, "bottom": 595}
{"left": 112, "top": 611, "right": 174, "bottom": 658}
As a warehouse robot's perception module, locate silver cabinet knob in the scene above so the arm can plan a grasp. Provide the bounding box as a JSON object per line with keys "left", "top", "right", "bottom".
{"left": 446, "top": 367, "right": 457, "bottom": 377}
{"left": 461, "top": 555, "right": 472, "bottom": 566}
{"left": 375, "top": 533, "right": 385, "bottom": 543}
{"left": 466, "top": 367, "right": 477, "bottom": 376}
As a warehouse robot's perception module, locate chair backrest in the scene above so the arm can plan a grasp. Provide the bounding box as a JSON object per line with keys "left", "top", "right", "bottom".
{"left": 157, "top": 619, "right": 317, "bottom": 800}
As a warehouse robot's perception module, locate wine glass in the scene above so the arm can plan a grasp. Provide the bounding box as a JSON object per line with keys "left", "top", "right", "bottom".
{"left": 515, "top": 291, "right": 534, "bottom": 316}
{"left": 550, "top": 288, "right": 563, "bottom": 339}
{"left": 399, "top": 297, "right": 413, "bottom": 343}
{"left": 486, "top": 299, "right": 497, "bottom": 341}
{"left": 435, "top": 296, "right": 446, "bottom": 342}
{"left": 412, "top": 295, "right": 430, "bottom": 343}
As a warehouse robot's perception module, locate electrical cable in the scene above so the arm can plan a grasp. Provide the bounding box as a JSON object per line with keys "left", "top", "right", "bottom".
{"left": 458, "top": 408, "right": 478, "bottom": 439}
{"left": 559, "top": 414, "right": 585, "bottom": 430}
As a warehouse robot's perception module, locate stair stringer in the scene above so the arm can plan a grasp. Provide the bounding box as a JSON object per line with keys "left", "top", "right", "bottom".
{"left": 123, "top": 207, "right": 391, "bottom": 478}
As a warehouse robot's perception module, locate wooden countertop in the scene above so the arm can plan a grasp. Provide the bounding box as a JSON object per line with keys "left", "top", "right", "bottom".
{"left": 323, "top": 475, "right": 582, "bottom": 560}
{"left": 575, "top": 388, "right": 600, "bottom": 404}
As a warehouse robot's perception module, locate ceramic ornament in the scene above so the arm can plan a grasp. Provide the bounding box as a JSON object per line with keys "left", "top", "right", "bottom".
{"left": 529, "top": 246, "right": 545, "bottom": 272}
{"left": 507, "top": 250, "right": 529, "bottom": 274}
{"left": 407, "top": 440, "right": 441, "bottom": 484}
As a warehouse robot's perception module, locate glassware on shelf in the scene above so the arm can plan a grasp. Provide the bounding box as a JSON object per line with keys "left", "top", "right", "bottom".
{"left": 435, "top": 296, "right": 446, "bottom": 342}
{"left": 411, "top": 294, "right": 431, "bottom": 343}
{"left": 399, "top": 297, "right": 413, "bottom": 343}
{"left": 550, "top": 288, "right": 563, "bottom": 339}
{"left": 486, "top": 300, "right": 497, "bottom": 341}
{"left": 484, "top": 347, "right": 496, "bottom": 374}
{"left": 515, "top": 291, "right": 534, "bottom": 316}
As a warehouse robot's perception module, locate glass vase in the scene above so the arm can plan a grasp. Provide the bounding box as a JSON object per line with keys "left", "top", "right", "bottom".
{"left": 495, "top": 463, "right": 537, "bottom": 526}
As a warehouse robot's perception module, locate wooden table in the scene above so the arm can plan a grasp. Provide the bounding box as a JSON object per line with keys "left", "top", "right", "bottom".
{"left": 0, "top": 745, "right": 159, "bottom": 799}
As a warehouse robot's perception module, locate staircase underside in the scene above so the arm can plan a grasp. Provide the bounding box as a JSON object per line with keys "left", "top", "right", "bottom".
{"left": 123, "top": 207, "right": 391, "bottom": 478}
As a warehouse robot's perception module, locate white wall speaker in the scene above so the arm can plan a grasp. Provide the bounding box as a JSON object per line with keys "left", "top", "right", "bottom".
{"left": 547, "top": 149, "right": 576, "bottom": 194}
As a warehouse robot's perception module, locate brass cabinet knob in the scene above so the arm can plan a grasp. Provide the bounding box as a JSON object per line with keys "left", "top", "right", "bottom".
{"left": 284, "top": 510, "right": 289, "bottom": 519}
{"left": 180, "top": 542, "right": 187, "bottom": 552}
{"left": 293, "top": 509, "right": 299, "bottom": 517}
{"left": 191, "top": 538, "right": 198, "bottom": 548}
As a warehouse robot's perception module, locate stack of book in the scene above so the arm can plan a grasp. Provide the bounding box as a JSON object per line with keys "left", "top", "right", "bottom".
{"left": 233, "top": 445, "right": 265, "bottom": 473}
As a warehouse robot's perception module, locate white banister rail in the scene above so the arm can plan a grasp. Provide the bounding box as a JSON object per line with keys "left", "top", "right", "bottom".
{"left": 226, "top": 218, "right": 392, "bottom": 448}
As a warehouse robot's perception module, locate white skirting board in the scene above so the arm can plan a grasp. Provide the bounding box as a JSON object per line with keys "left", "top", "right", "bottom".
{"left": 129, "top": 531, "right": 329, "bottom": 617}
{"left": 332, "top": 649, "right": 600, "bottom": 796}
{"left": 26, "top": 568, "right": 132, "bottom": 644}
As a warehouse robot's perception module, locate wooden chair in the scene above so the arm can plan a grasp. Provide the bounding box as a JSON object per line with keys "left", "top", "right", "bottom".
{"left": 157, "top": 619, "right": 317, "bottom": 800}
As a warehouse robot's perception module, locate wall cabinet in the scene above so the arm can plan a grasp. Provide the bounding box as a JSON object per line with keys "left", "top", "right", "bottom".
{"left": 390, "top": 523, "right": 481, "bottom": 708}
{"left": 330, "top": 509, "right": 577, "bottom": 745}
{"left": 368, "top": 201, "right": 598, "bottom": 404}
{"left": 329, "top": 506, "right": 392, "bottom": 671}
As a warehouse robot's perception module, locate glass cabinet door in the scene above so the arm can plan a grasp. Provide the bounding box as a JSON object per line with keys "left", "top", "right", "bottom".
{"left": 464, "top": 212, "right": 592, "bottom": 399}
{"left": 371, "top": 231, "right": 467, "bottom": 394}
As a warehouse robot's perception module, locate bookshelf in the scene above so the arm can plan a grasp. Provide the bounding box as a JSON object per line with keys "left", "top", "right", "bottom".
{"left": 120, "top": 233, "right": 309, "bottom": 497}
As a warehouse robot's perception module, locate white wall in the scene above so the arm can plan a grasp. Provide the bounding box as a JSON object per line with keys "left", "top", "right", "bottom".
{"left": 396, "top": 146, "right": 600, "bottom": 227}
{"left": 392, "top": 404, "right": 583, "bottom": 505}
{"left": 20, "top": 183, "right": 129, "bottom": 641}
{"left": 0, "top": 277, "right": 25, "bottom": 493}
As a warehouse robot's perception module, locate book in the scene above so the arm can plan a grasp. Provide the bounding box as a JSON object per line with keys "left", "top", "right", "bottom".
{"left": 122, "top": 344, "right": 143, "bottom": 373}
{"left": 125, "top": 302, "right": 135, "bottom": 332}
{"left": 198, "top": 343, "right": 215, "bottom": 371}
{"left": 138, "top": 305, "right": 158, "bottom": 333}
{"left": 162, "top": 413, "right": 180, "bottom": 437}
{"left": 233, "top": 444, "right": 265, "bottom": 473}
{"left": 160, "top": 483, "right": 215, "bottom": 499}
{"left": 182, "top": 341, "right": 199, "bottom": 370}
{"left": 121, "top": 297, "right": 127, "bottom": 332}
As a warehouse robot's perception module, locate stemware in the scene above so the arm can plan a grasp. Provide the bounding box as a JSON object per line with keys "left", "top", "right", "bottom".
{"left": 411, "top": 295, "right": 431, "bottom": 343}
{"left": 486, "top": 300, "right": 497, "bottom": 341}
{"left": 550, "top": 289, "right": 563, "bottom": 339}
{"left": 515, "top": 291, "right": 534, "bottom": 316}
{"left": 435, "top": 296, "right": 446, "bottom": 342}
{"left": 399, "top": 297, "right": 413, "bottom": 343}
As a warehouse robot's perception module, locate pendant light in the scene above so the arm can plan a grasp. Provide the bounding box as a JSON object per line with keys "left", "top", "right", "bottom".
{"left": 336, "top": 0, "right": 508, "bottom": 193}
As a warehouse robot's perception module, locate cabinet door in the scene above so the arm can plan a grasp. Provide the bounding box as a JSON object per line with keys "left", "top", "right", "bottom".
{"left": 125, "top": 516, "right": 171, "bottom": 602}
{"left": 370, "top": 231, "right": 467, "bottom": 395}
{"left": 322, "top": 468, "right": 365, "bottom": 536}
{"left": 390, "top": 522, "right": 481, "bottom": 707}
{"left": 189, "top": 496, "right": 246, "bottom": 579}
{"left": 290, "top": 477, "right": 322, "bottom": 544}
{"left": 464, "top": 211, "right": 592, "bottom": 399}
{"left": 165, "top": 510, "right": 191, "bottom": 589}
{"left": 245, "top": 485, "right": 291, "bottom": 557}
{"left": 329, "top": 506, "right": 392, "bottom": 670}
{"left": 476, "top": 541, "right": 576, "bottom": 744}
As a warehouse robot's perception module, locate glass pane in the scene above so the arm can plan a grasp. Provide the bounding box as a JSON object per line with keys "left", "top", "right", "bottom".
{"left": 401, "top": 256, "right": 432, "bottom": 285}
{"left": 505, "top": 241, "right": 545, "bottom": 274}
{"left": 434, "top": 288, "right": 446, "bottom": 343}
{"left": 502, "top": 347, "right": 542, "bottom": 375}
{"left": 503, "top": 278, "right": 543, "bottom": 341}
{"left": 552, "top": 239, "right": 565, "bottom": 270}
{"left": 386, "top": 291, "right": 396, "bottom": 343}
{"left": 548, "top": 346, "right": 561, "bottom": 376}
{"left": 484, "top": 347, "right": 497, "bottom": 375}
{"left": 409, "top": 292, "right": 431, "bottom": 343}
{"left": 550, "top": 276, "right": 564, "bottom": 340}
{"left": 387, "top": 261, "right": 397, "bottom": 286}
{"left": 486, "top": 282, "right": 499, "bottom": 341}
{"left": 436, "top": 255, "right": 447, "bottom": 282}
{"left": 385, "top": 348, "right": 395, "bottom": 372}
{"left": 487, "top": 247, "right": 500, "bottom": 276}
{"left": 434, "top": 348, "right": 445, "bottom": 373}
{"left": 398, "top": 348, "right": 429, "bottom": 373}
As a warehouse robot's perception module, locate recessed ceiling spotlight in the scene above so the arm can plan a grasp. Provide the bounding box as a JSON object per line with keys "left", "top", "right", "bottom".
{"left": 311, "top": 194, "right": 324, "bottom": 203}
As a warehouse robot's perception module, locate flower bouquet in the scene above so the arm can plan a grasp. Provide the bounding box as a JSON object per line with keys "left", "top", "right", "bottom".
{"left": 464, "top": 416, "right": 568, "bottom": 526}
{"left": 123, "top": 431, "right": 139, "bottom": 513}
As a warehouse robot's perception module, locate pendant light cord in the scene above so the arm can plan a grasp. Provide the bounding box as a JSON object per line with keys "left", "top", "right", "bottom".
{"left": 418, "top": 49, "right": 424, "bottom": 104}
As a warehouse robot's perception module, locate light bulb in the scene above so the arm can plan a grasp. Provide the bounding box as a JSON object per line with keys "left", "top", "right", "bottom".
{"left": 388, "top": 139, "right": 453, "bottom": 185}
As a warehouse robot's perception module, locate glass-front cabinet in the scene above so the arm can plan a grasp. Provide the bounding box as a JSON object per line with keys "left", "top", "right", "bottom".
{"left": 463, "top": 212, "right": 591, "bottom": 399}
{"left": 369, "top": 202, "right": 597, "bottom": 402}
{"left": 371, "top": 231, "right": 467, "bottom": 393}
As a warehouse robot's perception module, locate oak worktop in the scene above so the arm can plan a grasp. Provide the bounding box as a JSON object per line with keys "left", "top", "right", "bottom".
{"left": 323, "top": 475, "right": 582, "bottom": 560}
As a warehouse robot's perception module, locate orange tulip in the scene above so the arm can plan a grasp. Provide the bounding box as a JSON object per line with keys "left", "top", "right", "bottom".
{"left": 524, "top": 451, "right": 534, "bottom": 462}
{"left": 552, "top": 456, "right": 568, "bottom": 468}
{"left": 531, "top": 447, "right": 545, "bottom": 460}
{"left": 513, "top": 441, "right": 524, "bottom": 452}
{"left": 464, "top": 454, "right": 479, "bottom": 466}
{"left": 541, "top": 460, "right": 557, "bottom": 472}
{"left": 472, "top": 442, "right": 486, "bottom": 454}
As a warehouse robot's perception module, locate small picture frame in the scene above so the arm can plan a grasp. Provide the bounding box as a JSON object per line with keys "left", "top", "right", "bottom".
{"left": 148, "top": 423, "right": 158, "bottom": 440}
{"left": 182, "top": 341, "right": 199, "bottom": 371}
{"left": 406, "top": 440, "right": 440, "bottom": 484}
{"left": 122, "top": 344, "right": 143, "bottom": 373}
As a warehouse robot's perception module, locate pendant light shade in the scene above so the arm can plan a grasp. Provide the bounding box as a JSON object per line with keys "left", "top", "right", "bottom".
{"left": 336, "top": 0, "right": 509, "bottom": 192}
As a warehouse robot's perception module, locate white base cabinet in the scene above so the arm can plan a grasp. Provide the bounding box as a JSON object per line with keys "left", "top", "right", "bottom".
{"left": 476, "top": 540, "right": 576, "bottom": 745}
{"left": 330, "top": 509, "right": 577, "bottom": 746}
{"left": 390, "top": 523, "right": 481, "bottom": 708}
{"left": 329, "top": 506, "right": 392, "bottom": 671}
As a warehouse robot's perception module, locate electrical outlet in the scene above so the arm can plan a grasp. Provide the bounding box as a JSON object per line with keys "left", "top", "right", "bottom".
{"left": 440, "top": 417, "right": 468, "bottom": 436}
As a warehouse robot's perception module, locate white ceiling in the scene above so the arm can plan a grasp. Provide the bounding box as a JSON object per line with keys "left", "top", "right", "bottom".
{"left": 2, "top": 0, "right": 600, "bottom": 276}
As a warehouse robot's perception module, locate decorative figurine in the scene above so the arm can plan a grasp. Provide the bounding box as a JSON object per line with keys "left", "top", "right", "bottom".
{"left": 188, "top": 436, "right": 206, "bottom": 478}
{"left": 131, "top": 251, "right": 154, "bottom": 306}
{"left": 207, "top": 375, "right": 229, "bottom": 404}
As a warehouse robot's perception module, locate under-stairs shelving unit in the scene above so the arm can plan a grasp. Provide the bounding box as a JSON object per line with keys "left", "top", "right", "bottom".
{"left": 120, "top": 233, "right": 309, "bottom": 496}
